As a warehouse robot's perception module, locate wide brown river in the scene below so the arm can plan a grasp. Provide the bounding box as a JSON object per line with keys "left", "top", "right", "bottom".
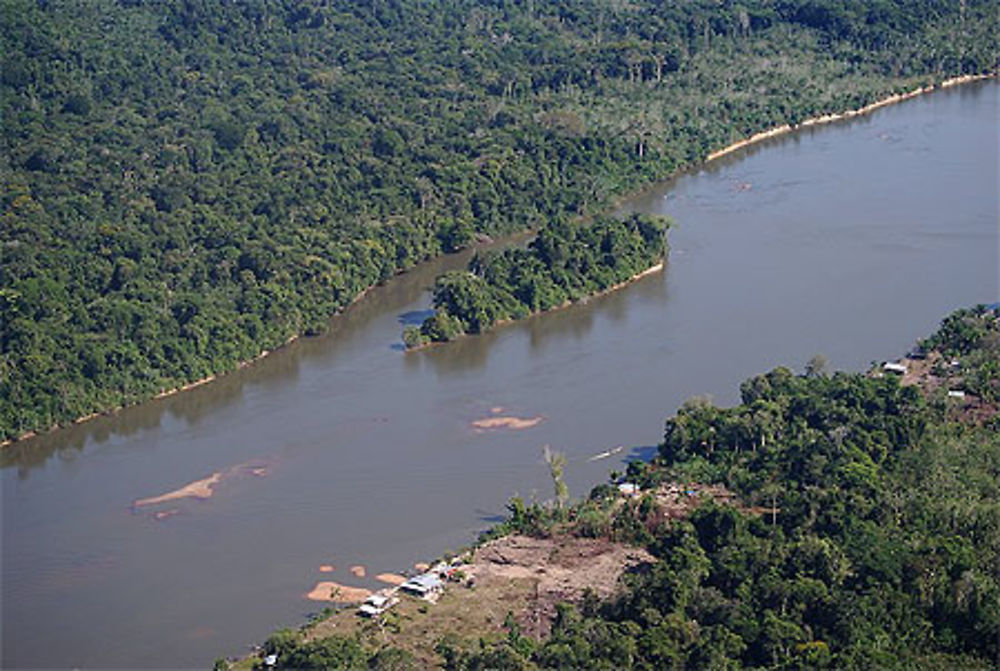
{"left": 3, "top": 81, "right": 997, "bottom": 669}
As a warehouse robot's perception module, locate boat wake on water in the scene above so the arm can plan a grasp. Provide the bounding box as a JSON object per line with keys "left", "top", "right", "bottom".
{"left": 587, "top": 445, "right": 625, "bottom": 462}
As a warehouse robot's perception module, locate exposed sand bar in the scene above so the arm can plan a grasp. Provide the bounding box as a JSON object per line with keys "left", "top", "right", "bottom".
{"left": 375, "top": 573, "right": 407, "bottom": 586}
{"left": 707, "top": 73, "right": 996, "bottom": 163}
{"left": 471, "top": 416, "right": 545, "bottom": 431}
{"left": 153, "top": 508, "right": 182, "bottom": 521}
{"left": 131, "top": 458, "right": 272, "bottom": 513}
{"left": 133, "top": 473, "right": 222, "bottom": 507}
{"left": 305, "top": 581, "right": 372, "bottom": 603}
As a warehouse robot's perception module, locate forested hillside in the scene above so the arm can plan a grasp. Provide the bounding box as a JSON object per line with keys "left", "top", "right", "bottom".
{"left": 2, "top": 0, "right": 996, "bottom": 439}
{"left": 241, "top": 306, "right": 1000, "bottom": 670}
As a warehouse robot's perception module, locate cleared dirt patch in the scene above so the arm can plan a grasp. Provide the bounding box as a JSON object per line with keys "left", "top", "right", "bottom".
{"left": 295, "top": 533, "right": 653, "bottom": 666}
{"left": 653, "top": 482, "right": 738, "bottom": 521}
{"left": 467, "top": 534, "right": 654, "bottom": 638}
{"left": 887, "top": 353, "right": 998, "bottom": 424}
{"left": 304, "top": 573, "right": 538, "bottom": 668}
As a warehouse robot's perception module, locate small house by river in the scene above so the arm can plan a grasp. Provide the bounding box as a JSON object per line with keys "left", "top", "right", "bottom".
{"left": 401, "top": 573, "right": 444, "bottom": 599}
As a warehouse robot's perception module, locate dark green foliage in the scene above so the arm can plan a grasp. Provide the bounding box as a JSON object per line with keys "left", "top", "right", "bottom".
{"left": 258, "top": 629, "right": 369, "bottom": 670}
{"left": 262, "top": 628, "right": 302, "bottom": 660}
{"left": 280, "top": 635, "right": 367, "bottom": 670}
{"left": 480, "top": 496, "right": 564, "bottom": 542}
{"left": 410, "top": 214, "right": 668, "bottom": 345}
{"left": 369, "top": 647, "right": 419, "bottom": 671}
{"left": 2, "top": 0, "right": 996, "bottom": 438}
{"left": 460, "top": 310, "right": 1000, "bottom": 669}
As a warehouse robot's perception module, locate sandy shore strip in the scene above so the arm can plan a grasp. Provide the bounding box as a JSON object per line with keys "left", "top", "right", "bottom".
{"left": 133, "top": 473, "right": 222, "bottom": 507}
{"left": 593, "top": 262, "right": 664, "bottom": 298}
{"left": 706, "top": 73, "right": 995, "bottom": 163}
{"left": 305, "top": 581, "right": 372, "bottom": 603}
{"left": 471, "top": 416, "right": 545, "bottom": 431}
{"left": 375, "top": 573, "right": 408, "bottom": 586}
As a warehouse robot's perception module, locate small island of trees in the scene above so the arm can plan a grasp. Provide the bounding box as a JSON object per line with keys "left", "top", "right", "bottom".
{"left": 403, "top": 213, "right": 668, "bottom": 348}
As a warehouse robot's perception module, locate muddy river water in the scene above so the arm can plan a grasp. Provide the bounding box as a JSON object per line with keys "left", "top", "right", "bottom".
{"left": 2, "top": 81, "right": 997, "bottom": 669}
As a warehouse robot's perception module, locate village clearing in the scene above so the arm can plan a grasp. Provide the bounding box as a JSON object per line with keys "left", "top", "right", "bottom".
{"left": 232, "top": 480, "right": 762, "bottom": 669}
{"left": 276, "top": 534, "right": 653, "bottom": 667}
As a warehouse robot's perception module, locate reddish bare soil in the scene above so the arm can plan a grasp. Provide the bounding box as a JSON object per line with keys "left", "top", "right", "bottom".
{"left": 468, "top": 534, "right": 654, "bottom": 638}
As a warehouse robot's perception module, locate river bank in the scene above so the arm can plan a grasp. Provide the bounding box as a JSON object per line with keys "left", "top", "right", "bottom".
{"left": 3, "top": 72, "right": 993, "bottom": 451}
{"left": 705, "top": 73, "right": 995, "bottom": 162}
{"left": 1, "top": 285, "right": 386, "bottom": 447}
{"left": 404, "top": 260, "right": 666, "bottom": 353}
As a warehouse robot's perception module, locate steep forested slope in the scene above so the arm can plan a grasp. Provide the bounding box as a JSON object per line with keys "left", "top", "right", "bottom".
{"left": 2, "top": 0, "right": 996, "bottom": 439}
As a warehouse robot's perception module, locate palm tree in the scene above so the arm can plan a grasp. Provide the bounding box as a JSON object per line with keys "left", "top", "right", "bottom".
{"left": 543, "top": 444, "right": 569, "bottom": 509}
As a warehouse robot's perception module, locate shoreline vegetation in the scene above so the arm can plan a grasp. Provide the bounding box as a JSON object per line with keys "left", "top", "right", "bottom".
{"left": 705, "top": 72, "right": 996, "bottom": 162}
{"left": 403, "top": 213, "right": 669, "bottom": 350}
{"left": 0, "top": 284, "right": 380, "bottom": 447}
{"left": 4, "top": 73, "right": 995, "bottom": 450}
{"left": 403, "top": 261, "right": 666, "bottom": 353}
{"left": 401, "top": 261, "right": 666, "bottom": 354}
{"left": 228, "top": 306, "right": 1000, "bottom": 670}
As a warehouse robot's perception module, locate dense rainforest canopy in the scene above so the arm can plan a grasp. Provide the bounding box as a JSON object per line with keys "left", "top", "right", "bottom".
{"left": 1, "top": 0, "right": 997, "bottom": 439}
{"left": 249, "top": 306, "right": 1000, "bottom": 669}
